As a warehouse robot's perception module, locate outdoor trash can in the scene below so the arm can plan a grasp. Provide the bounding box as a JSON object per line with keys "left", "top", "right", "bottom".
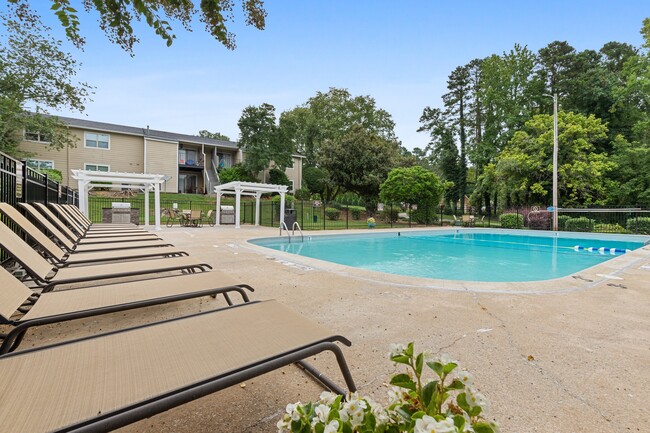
{"left": 284, "top": 209, "right": 297, "bottom": 227}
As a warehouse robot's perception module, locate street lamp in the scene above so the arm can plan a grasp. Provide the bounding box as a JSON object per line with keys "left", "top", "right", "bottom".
{"left": 544, "top": 93, "right": 559, "bottom": 231}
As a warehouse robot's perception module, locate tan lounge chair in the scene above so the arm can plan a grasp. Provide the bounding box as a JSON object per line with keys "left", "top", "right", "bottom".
{"left": 0, "top": 266, "right": 253, "bottom": 354}
{"left": 64, "top": 203, "right": 139, "bottom": 230}
{"left": 33, "top": 203, "right": 168, "bottom": 247}
{"left": 50, "top": 204, "right": 156, "bottom": 239}
{"left": 20, "top": 203, "right": 174, "bottom": 252}
{"left": 0, "top": 300, "right": 356, "bottom": 433}
{"left": 0, "top": 203, "right": 186, "bottom": 266}
{"left": 0, "top": 222, "right": 211, "bottom": 291}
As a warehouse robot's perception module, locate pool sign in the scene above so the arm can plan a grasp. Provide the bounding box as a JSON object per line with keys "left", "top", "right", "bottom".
{"left": 547, "top": 206, "right": 555, "bottom": 212}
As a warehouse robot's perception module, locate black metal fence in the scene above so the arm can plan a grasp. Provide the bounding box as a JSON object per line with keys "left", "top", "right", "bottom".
{"left": 85, "top": 196, "right": 650, "bottom": 235}
{"left": 0, "top": 152, "right": 78, "bottom": 208}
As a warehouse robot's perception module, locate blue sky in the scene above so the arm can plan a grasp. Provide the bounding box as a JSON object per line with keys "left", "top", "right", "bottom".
{"left": 21, "top": 1, "right": 650, "bottom": 150}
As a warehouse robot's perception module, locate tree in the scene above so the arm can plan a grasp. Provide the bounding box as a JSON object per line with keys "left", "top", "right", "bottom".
{"left": 380, "top": 166, "right": 443, "bottom": 207}
{"left": 318, "top": 125, "right": 400, "bottom": 208}
{"left": 495, "top": 112, "right": 615, "bottom": 206}
{"left": 198, "top": 130, "right": 230, "bottom": 141}
{"left": 237, "top": 103, "right": 293, "bottom": 174}
{"left": 608, "top": 136, "right": 650, "bottom": 206}
{"left": 0, "top": 8, "right": 91, "bottom": 156}
{"left": 7, "top": 0, "right": 267, "bottom": 53}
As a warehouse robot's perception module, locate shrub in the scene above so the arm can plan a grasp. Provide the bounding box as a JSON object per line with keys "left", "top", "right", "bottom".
{"left": 218, "top": 164, "right": 257, "bottom": 183}
{"left": 595, "top": 223, "right": 628, "bottom": 234}
{"left": 325, "top": 207, "right": 340, "bottom": 220}
{"left": 565, "top": 217, "right": 595, "bottom": 232}
{"left": 348, "top": 205, "right": 365, "bottom": 220}
{"left": 525, "top": 211, "right": 550, "bottom": 230}
{"left": 294, "top": 188, "right": 311, "bottom": 201}
{"left": 272, "top": 194, "right": 295, "bottom": 208}
{"left": 411, "top": 206, "right": 437, "bottom": 225}
{"left": 557, "top": 215, "right": 571, "bottom": 230}
{"left": 499, "top": 212, "right": 524, "bottom": 229}
{"left": 381, "top": 206, "right": 400, "bottom": 223}
{"left": 626, "top": 216, "right": 650, "bottom": 235}
{"left": 269, "top": 167, "right": 291, "bottom": 187}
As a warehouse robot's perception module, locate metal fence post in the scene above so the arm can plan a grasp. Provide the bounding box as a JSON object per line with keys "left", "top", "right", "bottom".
{"left": 346, "top": 204, "right": 349, "bottom": 229}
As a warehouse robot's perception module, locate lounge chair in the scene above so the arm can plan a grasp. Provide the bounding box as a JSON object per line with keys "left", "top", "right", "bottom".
{"left": 32, "top": 203, "right": 167, "bottom": 246}
{"left": 0, "top": 203, "right": 187, "bottom": 266}
{"left": 462, "top": 215, "right": 474, "bottom": 227}
{"left": 0, "top": 222, "right": 211, "bottom": 291}
{"left": 20, "top": 203, "right": 174, "bottom": 252}
{"left": 63, "top": 204, "right": 139, "bottom": 230}
{"left": 0, "top": 265, "right": 253, "bottom": 354}
{"left": 50, "top": 204, "right": 155, "bottom": 239}
{"left": 0, "top": 300, "right": 356, "bottom": 433}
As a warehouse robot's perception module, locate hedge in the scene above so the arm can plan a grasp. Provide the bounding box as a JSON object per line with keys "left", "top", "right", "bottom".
{"left": 348, "top": 205, "right": 365, "bottom": 220}
{"left": 499, "top": 213, "right": 524, "bottom": 229}
{"left": 325, "top": 207, "right": 341, "bottom": 221}
{"left": 626, "top": 216, "right": 650, "bottom": 235}
{"left": 565, "top": 217, "right": 595, "bottom": 232}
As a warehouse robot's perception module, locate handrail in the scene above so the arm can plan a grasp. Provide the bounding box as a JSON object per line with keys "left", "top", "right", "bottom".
{"left": 292, "top": 221, "right": 304, "bottom": 242}
{"left": 279, "top": 221, "right": 291, "bottom": 243}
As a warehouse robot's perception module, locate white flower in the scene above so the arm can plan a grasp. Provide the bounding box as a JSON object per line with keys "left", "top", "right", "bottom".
{"left": 414, "top": 415, "right": 457, "bottom": 433}
{"left": 457, "top": 370, "right": 474, "bottom": 387}
{"left": 324, "top": 420, "right": 339, "bottom": 433}
{"left": 437, "top": 353, "right": 457, "bottom": 366}
{"left": 388, "top": 343, "right": 406, "bottom": 358}
{"left": 350, "top": 409, "right": 365, "bottom": 426}
{"left": 319, "top": 391, "right": 338, "bottom": 405}
{"left": 276, "top": 416, "right": 290, "bottom": 433}
{"left": 315, "top": 404, "right": 331, "bottom": 423}
{"left": 387, "top": 386, "right": 404, "bottom": 404}
{"left": 343, "top": 394, "right": 367, "bottom": 415}
{"left": 466, "top": 387, "right": 490, "bottom": 413}
{"left": 285, "top": 402, "right": 302, "bottom": 421}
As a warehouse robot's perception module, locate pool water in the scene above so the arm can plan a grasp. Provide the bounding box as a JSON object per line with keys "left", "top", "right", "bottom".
{"left": 250, "top": 230, "right": 647, "bottom": 282}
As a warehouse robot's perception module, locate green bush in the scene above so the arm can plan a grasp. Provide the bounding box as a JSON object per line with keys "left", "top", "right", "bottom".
{"left": 381, "top": 206, "right": 400, "bottom": 223}
{"left": 595, "top": 223, "right": 628, "bottom": 234}
{"left": 565, "top": 217, "right": 595, "bottom": 232}
{"left": 325, "top": 207, "right": 340, "bottom": 220}
{"left": 626, "top": 217, "right": 650, "bottom": 235}
{"left": 411, "top": 207, "right": 437, "bottom": 225}
{"left": 499, "top": 213, "right": 524, "bottom": 229}
{"left": 272, "top": 194, "right": 295, "bottom": 208}
{"left": 218, "top": 164, "right": 257, "bottom": 183}
{"left": 348, "top": 205, "right": 365, "bottom": 220}
{"left": 268, "top": 167, "right": 291, "bottom": 187}
{"left": 294, "top": 188, "right": 311, "bottom": 201}
{"left": 557, "top": 215, "right": 571, "bottom": 231}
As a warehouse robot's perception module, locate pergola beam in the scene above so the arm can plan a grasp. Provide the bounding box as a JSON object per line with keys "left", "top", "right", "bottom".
{"left": 214, "top": 181, "right": 288, "bottom": 229}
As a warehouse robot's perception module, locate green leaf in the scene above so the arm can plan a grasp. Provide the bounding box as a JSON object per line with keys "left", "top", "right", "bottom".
{"left": 472, "top": 422, "right": 495, "bottom": 433}
{"left": 457, "top": 392, "right": 471, "bottom": 413}
{"left": 390, "top": 374, "right": 416, "bottom": 391}
{"left": 447, "top": 379, "right": 465, "bottom": 390}
{"left": 443, "top": 362, "right": 458, "bottom": 374}
{"left": 411, "top": 411, "right": 426, "bottom": 419}
{"left": 405, "top": 342, "right": 414, "bottom": 357}
{"left": 314, "top": 423, "right": 325, "bottom": 433}
{"left": 469, "top": 405, "right": 482, "bottom": 417}
{"left": 342, "top": 423, "right": 353, "bottom": 433}
{"left": 391, "top": 355, "right": 410, "bottom": 365}
{"left": 396, "top": 406, "right": 414, "bottom": 422}
{"left": 453, "top": 414, "right": 466, "bottom": 429}
{"left": 421, "top": 381, "right": 438, "bottom": 408}
{"left": 426, "top": 361, "right": 444, "bottom": 376}
{"left": 415, "top": 352, "right": 424, "bottom": 376}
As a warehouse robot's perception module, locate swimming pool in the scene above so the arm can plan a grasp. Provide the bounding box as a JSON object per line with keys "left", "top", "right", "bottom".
{"left": 250, "top": 230, "right": 648, "bottom": 282}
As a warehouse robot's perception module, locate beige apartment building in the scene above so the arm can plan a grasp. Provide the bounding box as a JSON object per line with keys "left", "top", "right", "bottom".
{"left": 18, "top": 115, "right": 303, "bottom": 194}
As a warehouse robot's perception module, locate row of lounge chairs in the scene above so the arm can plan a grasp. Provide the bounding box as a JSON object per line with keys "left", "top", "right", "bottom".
{"left": 0, "top": 202, "right": 355, "bottom": 432}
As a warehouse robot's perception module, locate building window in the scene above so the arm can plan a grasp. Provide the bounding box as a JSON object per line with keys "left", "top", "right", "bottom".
{"left": 26, "top": 160, "right": 54, "bottom": 170}
{"left": 85, "top": 132, "right": 110, "bottom": 149}
{"left": 84, "top": 163, "right": 110, "bottom": 172}
{"left": 289, "top": 179, "right": 295, "bottom": 192}
{"left": 217, "top": 153, "right": 232, "bottom": 169}
{"left": 24, "top": 130, "right": 51, "bottom": 143}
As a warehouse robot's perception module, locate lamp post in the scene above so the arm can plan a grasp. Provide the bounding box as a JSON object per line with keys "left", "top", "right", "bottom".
{"left": 552, "top": 93, "right": 558, "bottom": 232}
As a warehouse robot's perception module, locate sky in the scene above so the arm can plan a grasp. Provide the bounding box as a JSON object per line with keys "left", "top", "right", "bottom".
{"left": 16, "top": 1, "right": 650, "bottom": 151}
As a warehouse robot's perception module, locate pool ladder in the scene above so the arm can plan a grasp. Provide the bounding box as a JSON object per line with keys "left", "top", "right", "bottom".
{"left": 280, "top": 221, "right": 304, "bottom": 243}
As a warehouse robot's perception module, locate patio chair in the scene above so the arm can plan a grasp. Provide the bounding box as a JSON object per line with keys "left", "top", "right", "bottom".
{"left": 205, "top": 209, "right": 216, "bottom": 227}
{"left": 165, "top": 208, "right": 189, "bottom": 227}
{"left": 0, "top": 300, "right": 356, "bottom": 433}
{"left": 0, "top": 265, "right": 253, "bottom": 354}
{"left": 453, "top": 215, "right": 461, "bottom": 226}
{"left": 188, "top": 209, "right": 202, "bottom": 227}
{"left": 0, "top": 222, "right": 212, "bottom": 291}
{"left": 20, "top": 203, "right": 174, "bottom": 253}
{"left": 0, "top": 203, "right": 187, "bottom": 266}
{"left": 33, "top": 203, "right": 165, "bottom": 246}
{"left": 462, "top": 215, "right": 473, "bottom": 227}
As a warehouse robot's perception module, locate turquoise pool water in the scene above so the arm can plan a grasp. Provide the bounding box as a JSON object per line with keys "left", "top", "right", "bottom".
{"left": 250, "top": 230, "right": 647, "bottom": 282}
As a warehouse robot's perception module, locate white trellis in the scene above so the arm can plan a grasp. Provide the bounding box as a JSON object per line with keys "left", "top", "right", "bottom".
{"left": 71, "top": 170, "right": 165, "bottom": 230}
{"left": 214, "top": 181, "right": 288, "bottom": 229}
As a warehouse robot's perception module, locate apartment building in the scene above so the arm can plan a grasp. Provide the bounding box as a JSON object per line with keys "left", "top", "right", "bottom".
{"left": 18, "top": 115, "right": 303, "bottom": 194}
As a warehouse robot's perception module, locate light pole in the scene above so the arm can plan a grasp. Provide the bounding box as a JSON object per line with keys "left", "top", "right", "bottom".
{"left": 552, "top": 93, "right": 558, "bottom": 231}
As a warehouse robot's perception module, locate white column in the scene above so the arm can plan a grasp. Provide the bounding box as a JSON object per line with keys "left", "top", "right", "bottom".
{"left": 255, "top": 192, "right": 261, "bottom": 226}
{"left": 279, "top": 191, "right": 286, "bottom": 228}
{"left": 216, "top": 192, "right": 221, "bottom": 226}
{"left": 154, "top": 182, "right": 161, "bottom": 231}
{"left": 235, "top": 188, "right": 241, "bottom": 229}
{"left": 78, "top": 180, "right": 88, "bottom": 216}
{"left": 144, "top": 185, "right": 150, "bottom": 228}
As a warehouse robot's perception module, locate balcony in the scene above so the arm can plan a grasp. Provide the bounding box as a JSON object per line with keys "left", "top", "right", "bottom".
{"left": 178, "top": 159, "right": 204, "bottom": 171}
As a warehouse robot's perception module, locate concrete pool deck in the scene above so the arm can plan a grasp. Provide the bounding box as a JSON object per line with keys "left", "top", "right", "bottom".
{"left": 8, "top": 225, "right": 650, "bottom": 432}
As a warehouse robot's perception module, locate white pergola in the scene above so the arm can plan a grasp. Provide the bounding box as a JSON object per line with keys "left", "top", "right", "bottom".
{"left": 71, "top": 170, "right": 165, "bottom": 230}
{"left": 214, "top": 181, "right": 288, "bottom": 229}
